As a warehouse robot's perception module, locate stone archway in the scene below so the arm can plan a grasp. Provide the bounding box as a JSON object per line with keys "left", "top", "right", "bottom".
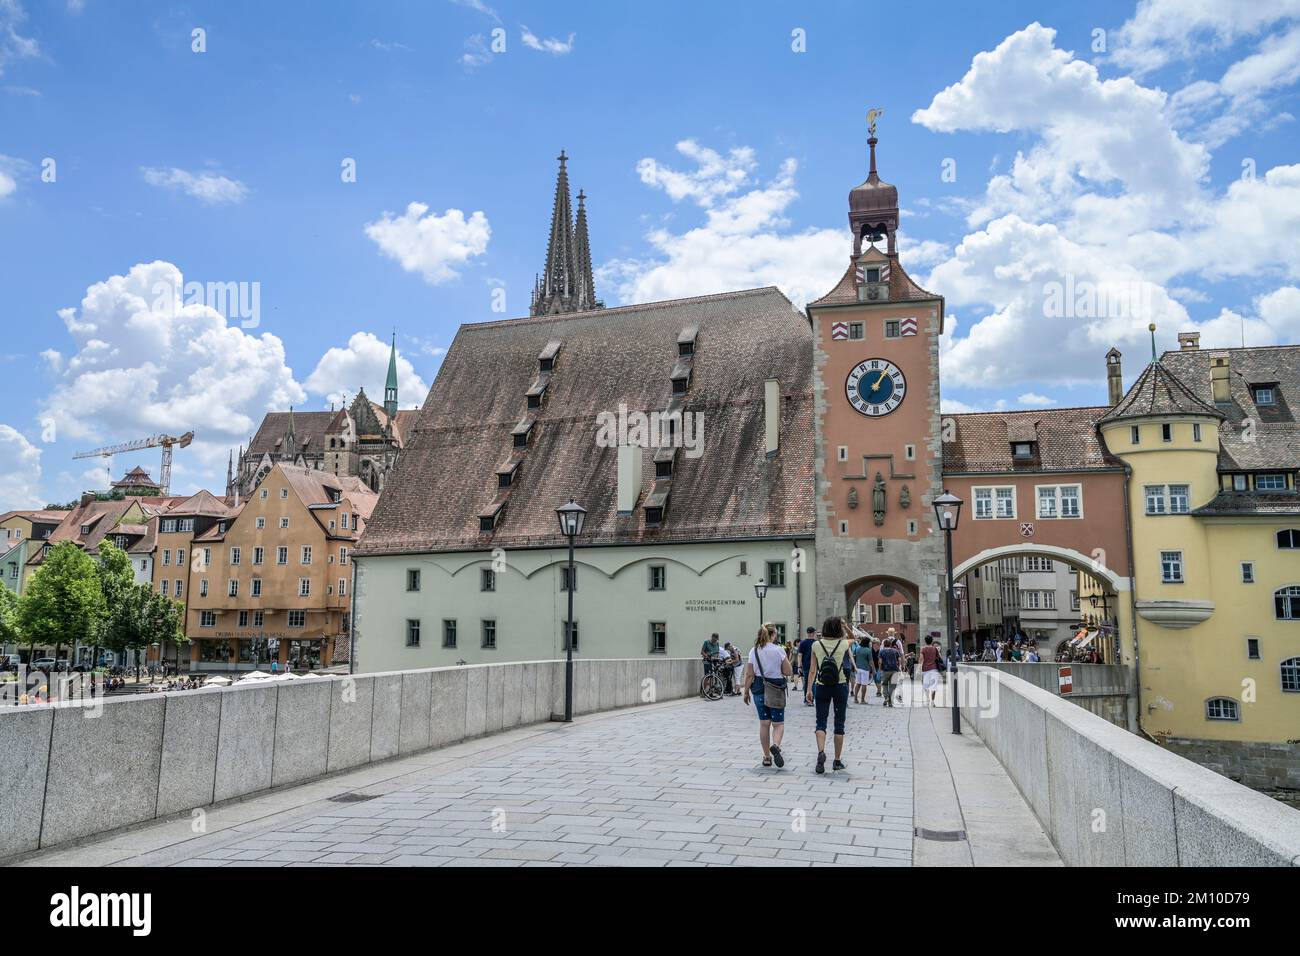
{"left": 843, "top": 574, "right": 922, "bottom": 650}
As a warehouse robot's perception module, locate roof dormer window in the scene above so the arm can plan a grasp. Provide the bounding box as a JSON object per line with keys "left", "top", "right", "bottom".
{"left": 1011, "top": 442, "right": 1035, "bottom": 460}
{"left": 1252, "top": 384, "right": 1277, "bottom": 406}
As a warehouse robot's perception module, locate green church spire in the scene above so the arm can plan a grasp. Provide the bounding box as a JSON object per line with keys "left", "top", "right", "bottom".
{"left": 385, "top": 331, "right": 399, "bottom": 419}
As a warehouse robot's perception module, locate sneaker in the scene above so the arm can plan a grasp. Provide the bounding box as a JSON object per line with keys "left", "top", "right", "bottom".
{"left": 770, "top": 745, "right": 785, "bottom": 768}
{"left": 832, "top": 759, "right": 846, "bottom": 771}
{"left": 815, "top": 751, "right": 826, "bottom": 774}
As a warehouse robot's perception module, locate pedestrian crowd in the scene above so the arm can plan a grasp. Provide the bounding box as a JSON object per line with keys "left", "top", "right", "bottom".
{"left": 700, "top": 619, "right": 951, "bottom": 774}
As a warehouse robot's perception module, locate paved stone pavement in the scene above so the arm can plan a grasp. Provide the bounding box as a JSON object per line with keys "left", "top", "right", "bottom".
{"left": 14, "top": 678, "right": 1060, "bottom": 867}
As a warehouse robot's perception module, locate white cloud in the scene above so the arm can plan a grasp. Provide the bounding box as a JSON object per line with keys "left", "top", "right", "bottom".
{"left": 461, "top": 34, "right": 492, "bottom": 69}
{"left": 0, "top": 167, "right": 13, "bottom": 200}
{"left": 451, "top": 0, "right": 499, "bottom": 22}
{"left": 1017, "top": 392, "right": 1056, "bottom": 407}
{"left": 910, "top": 23, "right": 1300, "bottom": 391}
{"left": 141, "top": 167, "right": 248, "bottom": 205}
{"left": 364, "top": 202, "right": 490, "bottom": 285}
{"left": 40, "top": 261, "right": 306, "bottom": 495}
{"left": 1110, "top": 0, "right": 1300, "bottom": 76}
{"left": 600, "top": 143, "right": 846, "bottom": 308}
{"left": 520, "top": 25, "right": 574, "bottom": 55}
{"left": 0, "top": 424, "right": 43, "bottom": 509}
{"left": 0, "top": 0, "right": 39, "bottom": 77}
{"left": 304, "top": 332, "right": 429, "bottom": 411}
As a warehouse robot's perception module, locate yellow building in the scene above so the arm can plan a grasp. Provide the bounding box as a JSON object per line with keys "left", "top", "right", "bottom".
{"left": 1099, "top": 335, "right": 1300, "bottom": 789}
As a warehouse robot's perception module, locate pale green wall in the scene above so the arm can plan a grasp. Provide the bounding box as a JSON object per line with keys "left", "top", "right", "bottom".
{"left": 352, "top": 538, "right": 816, "bottom": 672}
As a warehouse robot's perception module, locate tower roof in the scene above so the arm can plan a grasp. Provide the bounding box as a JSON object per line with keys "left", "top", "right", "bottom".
{"left": 1099, "top": 360, "right": 1224, "bottom": 423}
{"left": 530, "top": 151, "right": 602, "bottom": 316}
{"left": 849, "top": 136, "right": 899, "bottom": 215}
{"left": 386, "top": 332, "right": 399, "bottom": 392}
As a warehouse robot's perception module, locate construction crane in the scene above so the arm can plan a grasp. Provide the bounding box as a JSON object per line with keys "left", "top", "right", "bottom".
{"left": 73, "top": 432, "right": 195, "bottom": 497}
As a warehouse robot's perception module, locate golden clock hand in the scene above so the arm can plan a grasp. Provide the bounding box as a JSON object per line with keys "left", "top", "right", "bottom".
{"left": 872, "top": 369, "right": 888, "bottom": 389}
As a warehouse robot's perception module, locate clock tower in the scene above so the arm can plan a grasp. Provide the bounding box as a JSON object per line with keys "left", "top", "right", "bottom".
{"left": 808, "top": 121, "right": 947, "bottom": 641}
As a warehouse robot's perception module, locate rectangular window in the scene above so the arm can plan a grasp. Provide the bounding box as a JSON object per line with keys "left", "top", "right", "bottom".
{"left": 260, "top": 489, "right": 267, "bottom": 500}
{"left": 848, "top": 322, "right": 864, "bottom": 340}
{"left": 1059, "top": 485, "right": 1081, "bottom": 518}
{"left": 238, "top": 610, "right": 249, "bottom": 628}
{"left": 648, "top": 565, "right": 666, "bottom": 590}
{"left": 160, "top": 580, "right": 169, "bottom": 596}
{"left": 875, "top": 603, "right": 893, "bottom": 623}
{"left": 202, "top": 548, "right": 210, "bottom": 567}
{"left": 1247, "top": 637, "right": 1260, "bottom": 660}
{"left": 277, "top": 546, "right": 288, "bottom": 565}
{"left": 340, "top": 547, "right": 349, "bottom": 565}
{"left": 1253, "top": 385, "right": 1276, "bottom": 406}
{"left": 837, "top": 445, "right": 848, "bottom": 461}
{"left": 1241, "top": 562, "right": 1255, "bottom": 584}
{"left": 1232, "top": 474, "right": 1248, "bottom": 491}
{"left": 406, "top": 619, "right": 421, "bottom": 648}
{"left": 407, "top": 569, "right": 420, "bottom": 591}
{"left": 299, "top": 578, "right": 311, "bottom": 597}
{"left": 1256, "top": 473, "right": 1287, "bottom": 491}
{"left": 561, "top": 566, "right": 577, "bottom": 592}
{"left": 341, "top": 513, "right": 350, "bottom": 530}
{"left": 163, "top": 549, "right": 171, "bottom": 566}
{"left": 973, "top": 486, "right": 1016, "bottom": 519}
{"left": 1036, "top": 485, "right": 1080, "bottom": 519}
{"left": 442, "top": 619, "right": 457, "bottom": 648}
{"left": 162, "top": 520, "right": 177, "bottom": 534}
{"left": 256, "top": 517, "right": 265, "bottom": 529}
{"left": 253, "top": 610, "right": 264, "bottom": 628}
{"left": 1193, "top": 423, "right": 1202, "bottom": 442}
{"left": 1161, "top": 423, "right": 1173, "bottom": 442}
{"left": 288, "top": 609, "right": 305, "bottom": 628}
{"left": 649, "top": 621, "right": 667, "bottom": 654}
{"left": 200, "top": 610, "right": 215, "bottom": 627}
{"left": 1145, "top": 485, "right": 1167, "bottom": 515}
{"left": 975, "top": 598, "right": 982, "bottom": 614}
{"left": 1160, "top": 550, "right": 1184, "bottom": 584}
{"left": 228, "top": 579, "right": 238, "bottom": 597}
{"left": 280, "top": 488, "right": 289, "bottom": 499}
{"left": 178, "top": 519, "right": 193, "bottom": 532}
{"left": 766, "top": 561, "right": 786, "bottom": 587}
{"left": 251, "top": 577, "right": 262, "bottom": 597}
{"left": 338, "top": 577, "right": 347, "bottom": 596}
{"left": 177, "top": 548, "right": 185, "bottom": 566}
{"left": 253, "top": 547, "right": 263, "bottom": 565}
{"left": 230, "top": 546, "right": 241, "bottom": 565}
{"left": 481, "top": 568, "right": 496, "bottom": 592}
{"left": 174, "top": 580, "right": 183, "bottom": 598}
{"left": 280, "top": 517, "right": 289, "bottom": 529}
{"left": 974, "top": 487, "right": 992, "bottom": 519}
{"left": 1130, "top": 425, "right": 1140, "bottom": 445}
{"left": 301, "top": 546, "right": 312, "bottom": 564}
{"left": 1168, "top": 484, "right": 1190, "bottom": 514}
{"left": 481, "top": 619, "right": 497, "bottom": 649}
{"left": 563, "top": 619, "right": 579, "bottom": 651}
{"left": 200, "top": 579, "right": 208, "bottom": 597}
{"left": 884, "top": 320, "right": 900, "bottom": 338}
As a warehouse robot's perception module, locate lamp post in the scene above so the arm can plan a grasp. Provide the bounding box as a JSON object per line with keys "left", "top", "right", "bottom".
{"left": 933, "top": 490, "right": 963, "bottom": 734}
{"left": 753, "top": 579, "right": 768, "bottom": 629}
{"left": 555, "top": 498, "right": 587, "bottom": 723}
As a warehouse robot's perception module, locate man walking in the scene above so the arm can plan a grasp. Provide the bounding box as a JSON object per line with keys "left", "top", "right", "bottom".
{"left": 878, "top": 635, "right": 901, "bottom": 707}
{"left": 798, "top": 626, "right": 817, "bottom": 705}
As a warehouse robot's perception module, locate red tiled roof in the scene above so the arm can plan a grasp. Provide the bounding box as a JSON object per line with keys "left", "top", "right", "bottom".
{"left": 942, "top": 406, "right": 1122, "bottom": 474}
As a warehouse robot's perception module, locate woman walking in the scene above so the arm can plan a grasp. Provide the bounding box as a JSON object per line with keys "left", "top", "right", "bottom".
{"left": 805, "top": 617, "right": 855, "bottom": 773}
{"left": 742, "top": 623, "right": 793, "bottom": 768}
{"left": 919, "top": 634, "right": 943, "bottom": 706}
{"left": 852, "top": 634, "right": 873, "bottom": 705}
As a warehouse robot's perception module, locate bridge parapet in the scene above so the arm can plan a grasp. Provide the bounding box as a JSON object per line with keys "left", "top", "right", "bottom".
{"left": 959, "top": 667, "right": 1300, "bottom": 866}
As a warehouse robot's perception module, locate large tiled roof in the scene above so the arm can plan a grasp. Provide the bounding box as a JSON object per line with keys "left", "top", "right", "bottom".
{"left": 246, "top": 411, "right": 334, "bottom": 457}
{"left": 168, "top": 489, "right": 233, "bottom": 518}
{"left": 356, "top": 287, "right": 816, "bottom": 556}
{"left": 1160, "top": 344, "right": 1300, "bottom": 471}
{"left": 38, "top": 498, "right": 143, "bottom": 559}
{"left": 942, "top": 406, "right": 1122, "bottom": 474}
{"left": 1099, "top": 360, "right": 1223, "bottom": 424}
{"left": 0, "top": 509, "right": 71, "bottom": 526}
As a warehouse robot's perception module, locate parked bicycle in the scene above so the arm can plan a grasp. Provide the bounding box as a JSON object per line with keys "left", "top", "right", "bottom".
{"left": 699, "top": 658, "right": 726, "bottom": 701}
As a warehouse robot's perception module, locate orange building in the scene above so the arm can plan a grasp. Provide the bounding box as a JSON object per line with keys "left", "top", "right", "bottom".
{"left": 183, "top": 463, "right": 377, "bottom": 671}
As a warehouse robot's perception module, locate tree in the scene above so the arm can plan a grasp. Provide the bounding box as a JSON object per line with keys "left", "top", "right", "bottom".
{"left": 0, "top": 585, "right": 20, "bottom": 652}
{"left": 94, "top": 540, "right": 136, "bottom": 668}
{"left": 18, "top": 543, "right": 104, "bottom": 662}
{"left": 145, "top": 591, "right": 187, "bottom": 677}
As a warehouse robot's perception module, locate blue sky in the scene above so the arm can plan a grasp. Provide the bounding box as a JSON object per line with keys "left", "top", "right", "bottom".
{"left": 1, "top": 0, "right": 1298, "bottom": 507}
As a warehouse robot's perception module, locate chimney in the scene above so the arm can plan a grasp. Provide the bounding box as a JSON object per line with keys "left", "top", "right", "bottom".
{"left": 1106, "top": 348, "right": 1123, "bottom": 406}
{"left": 616, "top": 443, "right": 642, "bottom": 513}
{"left": 80, "top": 491, "right": 95, "bottom": 506}
{"left": 1178, "top": 331, "right": 1201, "bottom": 350}
{"left": 1211, "top": 356, "right": 1231, "bottom": 403}
{"left": 765, "top": 379, "right": 780, "bottom": 457}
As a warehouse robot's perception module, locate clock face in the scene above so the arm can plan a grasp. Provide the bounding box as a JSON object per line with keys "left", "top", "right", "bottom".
{"left": 846, "top": 359, "right": 906, "bottom": 417}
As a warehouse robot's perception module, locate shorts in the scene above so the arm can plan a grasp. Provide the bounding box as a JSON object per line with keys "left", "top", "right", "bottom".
{"left": 855, "top": 668, "right": 872, "bottom": 684}
{"left": 752, "top": 691, "right": 785, "bottom": 724}
{"left": 922, "top": 669, "right": 941, "bottom": 692}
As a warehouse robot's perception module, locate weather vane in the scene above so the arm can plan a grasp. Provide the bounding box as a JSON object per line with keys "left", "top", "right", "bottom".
{"left": 866, "top": 108, "right": 884, "bottom": 137}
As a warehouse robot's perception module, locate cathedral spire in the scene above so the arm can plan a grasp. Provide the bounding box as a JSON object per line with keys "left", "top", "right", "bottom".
{"left": 385, "top": 330, "right": 399, "bottom": 418}
{"left": 573, "top": 188, "right": 602, "bottom": 312}
{"left": 531, "top": 150, "right": 577, "bottom": 316}
{"left": 225, "top": 449, "right": 234, "bottom": 499}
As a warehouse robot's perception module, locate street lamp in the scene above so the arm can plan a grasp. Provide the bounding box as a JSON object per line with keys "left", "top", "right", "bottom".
{"left": 555, "top": 498, "right": 587, "bottom": 723}
{"left": 932, "top": 490, "right": 963, "bottom": 734}
{"left": 753, "top": 578, "right": 768, "bottom": 629}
